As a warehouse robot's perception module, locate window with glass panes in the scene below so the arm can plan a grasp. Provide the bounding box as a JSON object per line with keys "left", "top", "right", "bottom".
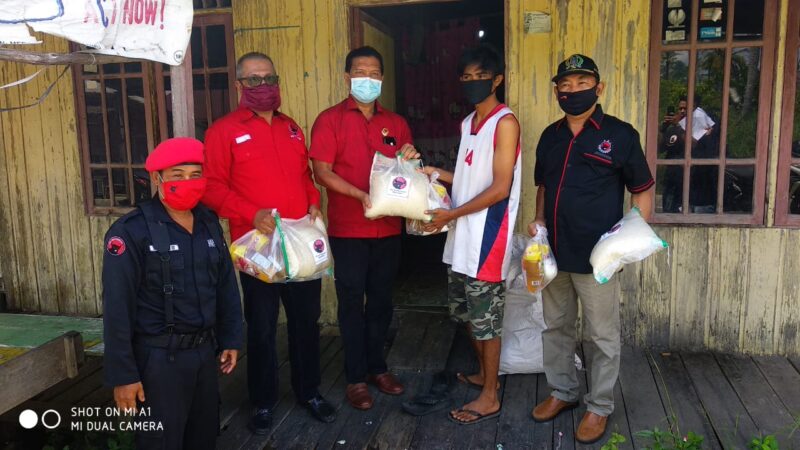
{"left": 156, "top": 13, "right": 236, "bottom": 142}
{"left": 73, "top": 60, "right": 156, "bottom": 212}
{"left": 646, "top": 0, "right": 777, "bottom": 224}
{"left": 72, "top": 12, "right": 235, "bottom": 214}
{"left": 776, "top": 1, "right": 800, "bottom": 226}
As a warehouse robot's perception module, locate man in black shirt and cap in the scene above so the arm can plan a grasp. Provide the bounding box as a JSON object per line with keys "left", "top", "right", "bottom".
{"left": 528, "top": 54, "right": 654, "bottom": 444}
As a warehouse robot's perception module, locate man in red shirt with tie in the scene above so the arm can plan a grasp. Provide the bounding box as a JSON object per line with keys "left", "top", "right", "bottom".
{"left": 310, "top": 46, "right": 419, "bottom": 410}
{"left": 203, "top": 52, "right": 336, "bottom": 434}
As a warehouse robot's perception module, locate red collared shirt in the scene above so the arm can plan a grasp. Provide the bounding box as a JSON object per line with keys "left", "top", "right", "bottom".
{"left": 309, "top": 97, "right": 413, "bottom": 238}
{"left": 203, "top": 106, "right": 321, "bottom": 241}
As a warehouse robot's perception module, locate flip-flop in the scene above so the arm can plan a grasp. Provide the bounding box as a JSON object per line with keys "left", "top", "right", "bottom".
{"left": 447, "top": 408, "right": 501, "bottom": 425}
{"left": 456, "top": 373, "right": 500, "bottom": 391}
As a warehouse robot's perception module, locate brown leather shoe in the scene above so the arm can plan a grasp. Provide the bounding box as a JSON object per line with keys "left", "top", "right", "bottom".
{"left": 345, "top": 383, "right": 373, "bottom": 410}
{"left": 576, "top": 411, "right": 608, "bottom": 444}
{"left": 367, "top": 372, "right": 404, "bottom": 395}
{"left": 531, "top": 396, "right": 578, "bottom": 422}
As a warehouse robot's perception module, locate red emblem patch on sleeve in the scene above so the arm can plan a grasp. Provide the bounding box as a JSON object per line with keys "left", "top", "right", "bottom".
{"left": 106, "top": 236, "right": 126, "bottom": 256}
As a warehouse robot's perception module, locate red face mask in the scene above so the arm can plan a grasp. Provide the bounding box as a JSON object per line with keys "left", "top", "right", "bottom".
{"left": 239, "top": 84, "right": 281, "bottom": 112}
{"left": 159, "top": 177, "right": 207, "bottom": 211}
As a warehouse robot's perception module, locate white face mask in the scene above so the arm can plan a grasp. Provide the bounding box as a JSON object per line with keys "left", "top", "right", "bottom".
{"left": 350, "top": 77, "right": 382, "bottom": 103}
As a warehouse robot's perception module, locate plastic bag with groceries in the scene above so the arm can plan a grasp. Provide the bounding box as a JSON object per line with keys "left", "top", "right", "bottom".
{"left": 406, "top": 171, "right": 453, "bottom": 236}
{"left": 521, "top": 224, "right": 558, "bottom": 294}
{"left": 230, "top": 211, "right": 333, "bottom": 283}
{"left": 229, "top": 226, "right": 287, "bottom": 283}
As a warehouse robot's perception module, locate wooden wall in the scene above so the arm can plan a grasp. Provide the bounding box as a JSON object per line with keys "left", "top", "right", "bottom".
{"left": 0, "top": 0, "right": 798, "bottom": 355}
{"left": 0, "top": 34, "right": 114, "bottom": 317}
{"left": 511, "top": 0, "right": 800, "bottom": 356}
{"left": 621, "top": 227, "right": 800, "bottom": 356}
{"left": 510, "top": 0, "right": 652, "bottom": 224}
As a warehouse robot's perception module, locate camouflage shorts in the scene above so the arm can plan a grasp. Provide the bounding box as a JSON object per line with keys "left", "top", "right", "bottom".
{"left": 447, "top": 268, "right": 505, "bottom": 340}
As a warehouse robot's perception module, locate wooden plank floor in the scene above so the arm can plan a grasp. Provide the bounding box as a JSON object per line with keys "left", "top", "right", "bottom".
{"left": 0, "top": 313, "right": 104, "bottom": 365}
{"left": 219, "top": 312, "right": 800, "bottom": 450}
{"left": 4, "top": 311, "right": 800, "bottom": 449}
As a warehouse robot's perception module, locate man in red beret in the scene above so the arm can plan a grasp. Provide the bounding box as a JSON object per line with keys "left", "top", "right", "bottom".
{"left": 102, "top": 137, "right": 243, "bottom": 450}
{"left": 202, "top": 52, "right": 337, "bottom": 433}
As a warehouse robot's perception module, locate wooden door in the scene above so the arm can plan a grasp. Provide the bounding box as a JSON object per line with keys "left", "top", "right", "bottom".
{"left": 352, "top": 9, "right": 396, "bottom": 111}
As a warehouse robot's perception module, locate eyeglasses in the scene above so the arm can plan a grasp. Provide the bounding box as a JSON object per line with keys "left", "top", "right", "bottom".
{"left": 238, "top": 74, "right": 280, "bottom": 88}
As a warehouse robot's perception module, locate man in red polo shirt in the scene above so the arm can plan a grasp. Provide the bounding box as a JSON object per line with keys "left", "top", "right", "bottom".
{"left": 203, "top": 52, "right": 336, "bottom": 434}
{"left": 310, "top": 46, "right": 419, "bottom": 410}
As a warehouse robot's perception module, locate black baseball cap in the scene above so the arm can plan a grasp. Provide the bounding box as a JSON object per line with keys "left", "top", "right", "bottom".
{"left": 552, "top": 54, "right": 600, "bottom": 83}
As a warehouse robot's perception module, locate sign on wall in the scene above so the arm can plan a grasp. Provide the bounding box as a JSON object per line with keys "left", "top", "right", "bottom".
{"left": 0, "top": 0, "right": 193, "bottom": 65}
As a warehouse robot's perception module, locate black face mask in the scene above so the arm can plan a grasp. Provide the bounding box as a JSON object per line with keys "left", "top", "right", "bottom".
{"left": 462, "top": 79, "right": 495, "bottom": 105}
{"left": 557, "top": 87, "right": 598, "bottom": 116}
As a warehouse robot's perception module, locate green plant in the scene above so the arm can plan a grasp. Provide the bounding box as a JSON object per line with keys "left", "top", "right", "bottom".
{"left": 105, "top": 432, "right": 134, "bottom": 450}
{"left": 789, "top": 414, "right": 800, "bottom": 438}
{"left": 635, "top": 427, "right": 704, "bottom": 450}
{"left": 601, "top": 432, "right": 627, "bottom": 450}
{"left": 748, "top": 435, "right": 779, "bottom": 450}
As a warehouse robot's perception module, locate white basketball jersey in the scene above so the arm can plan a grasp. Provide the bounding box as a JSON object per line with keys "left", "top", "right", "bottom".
{"left": 443, "top": 105, "right": 522, "bottom": 282}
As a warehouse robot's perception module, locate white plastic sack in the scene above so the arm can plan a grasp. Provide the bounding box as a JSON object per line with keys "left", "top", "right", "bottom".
{"left": 278, "top": 215, "right": 333, "bottom": 281}
{"left": 365, "top": 153, "right": 430, "bottom": 220}
{"left": 500, "top": 234, "right": 546, "bottom": 375}
{"left": 500, "top": 234, "right": 582, "bottom": 375}
{"left": 522, "top": 225, "right": 558, "bottom": 293}
{"left": 499, "top": 290, "right": 546, "bottom": 375}
{"left": 406, "top": 171, "right": 453, "bottom": 236}
{"left": 589, "top": 207, "right": 668, "bottom": 284}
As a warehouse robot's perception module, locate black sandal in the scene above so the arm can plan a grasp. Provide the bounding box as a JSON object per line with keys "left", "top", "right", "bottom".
{"left": 447, "top": 408, "right": 501, "bottom": 425}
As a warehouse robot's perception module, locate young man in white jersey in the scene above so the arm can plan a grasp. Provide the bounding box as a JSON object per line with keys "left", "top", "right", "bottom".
{"left": 424, "top": 45, "right": 521, "bottom": 425}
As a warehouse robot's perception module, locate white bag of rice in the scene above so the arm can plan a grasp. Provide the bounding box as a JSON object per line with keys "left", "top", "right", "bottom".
{"left": 365, "top": 152, "right": 430, "bottom": 220}
{"left": 406, "top": 171, "right": 453, "bottom": 236}
{"left": 276, "top": 214, "right": 333, "bottom": 281}
{"left": 589, "top": 207, "right": 668, "bottom": 284}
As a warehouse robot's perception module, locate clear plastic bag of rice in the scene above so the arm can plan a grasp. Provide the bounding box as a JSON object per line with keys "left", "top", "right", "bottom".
{"left": 365, "top": 152, "right": 430, "bottom": 220}
{"left": 277, "top": 214, "right": 333, "bottom": 281}
{"left": 406, "top": 171, "right": 453, "bottom": 236}
{"left": 589, "top": 207, "right": 668, "bottom": 284}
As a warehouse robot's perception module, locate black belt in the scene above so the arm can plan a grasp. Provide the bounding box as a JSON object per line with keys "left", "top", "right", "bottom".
{"left": 135, "top": 329, "right": 215, "bottom": 350}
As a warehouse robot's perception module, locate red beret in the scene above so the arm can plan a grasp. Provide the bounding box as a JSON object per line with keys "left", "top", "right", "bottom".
{"left": 145, "top": 137, "right": 204, "bottom": 172}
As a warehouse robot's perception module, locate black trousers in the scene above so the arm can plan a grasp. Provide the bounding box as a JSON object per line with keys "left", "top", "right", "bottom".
{"left": 329, "top": 236, "right": 401, "bottom": 384}
{"left": 134, "top": 342, "right": 218, "bottom": 450}
{"left": 240, "top": 274, "right": 322, "bottom": 408}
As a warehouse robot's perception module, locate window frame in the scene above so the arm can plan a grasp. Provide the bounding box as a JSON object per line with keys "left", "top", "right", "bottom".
{"left": 645, "top": 0, "right": 778, "bottom": 225}
{"left": 776, "top": 1, "right": 800, "bottom": 227}
{"left": 72, "top": 57, "right": 158, "bottom": 215}
{"left": 155, "top": 12, "right": 237, "bottom": 142}
{"left": 72, "top": 11, "right": 234, "bottom": 216}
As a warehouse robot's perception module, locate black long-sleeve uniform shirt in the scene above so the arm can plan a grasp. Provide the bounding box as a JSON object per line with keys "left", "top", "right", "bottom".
{"left": 534, "top": 105, "right": 655, "bottom": 274}
{"left": 102, "top": 197, "right": 243, "bottom": 387}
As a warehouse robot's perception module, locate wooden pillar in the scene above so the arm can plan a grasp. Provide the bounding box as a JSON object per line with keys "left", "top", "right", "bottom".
{"left": 170, "top": 50, "right": 195, "bottom": 138}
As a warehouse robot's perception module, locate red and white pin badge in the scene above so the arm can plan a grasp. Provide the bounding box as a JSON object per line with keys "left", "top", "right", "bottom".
{"left": 106, "top": 236, "right": 126, "bottom": 256}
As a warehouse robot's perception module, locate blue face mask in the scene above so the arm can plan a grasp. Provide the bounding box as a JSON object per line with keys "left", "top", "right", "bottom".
{"left": 350, "top": 77, "right": 382, "bottom": 103}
